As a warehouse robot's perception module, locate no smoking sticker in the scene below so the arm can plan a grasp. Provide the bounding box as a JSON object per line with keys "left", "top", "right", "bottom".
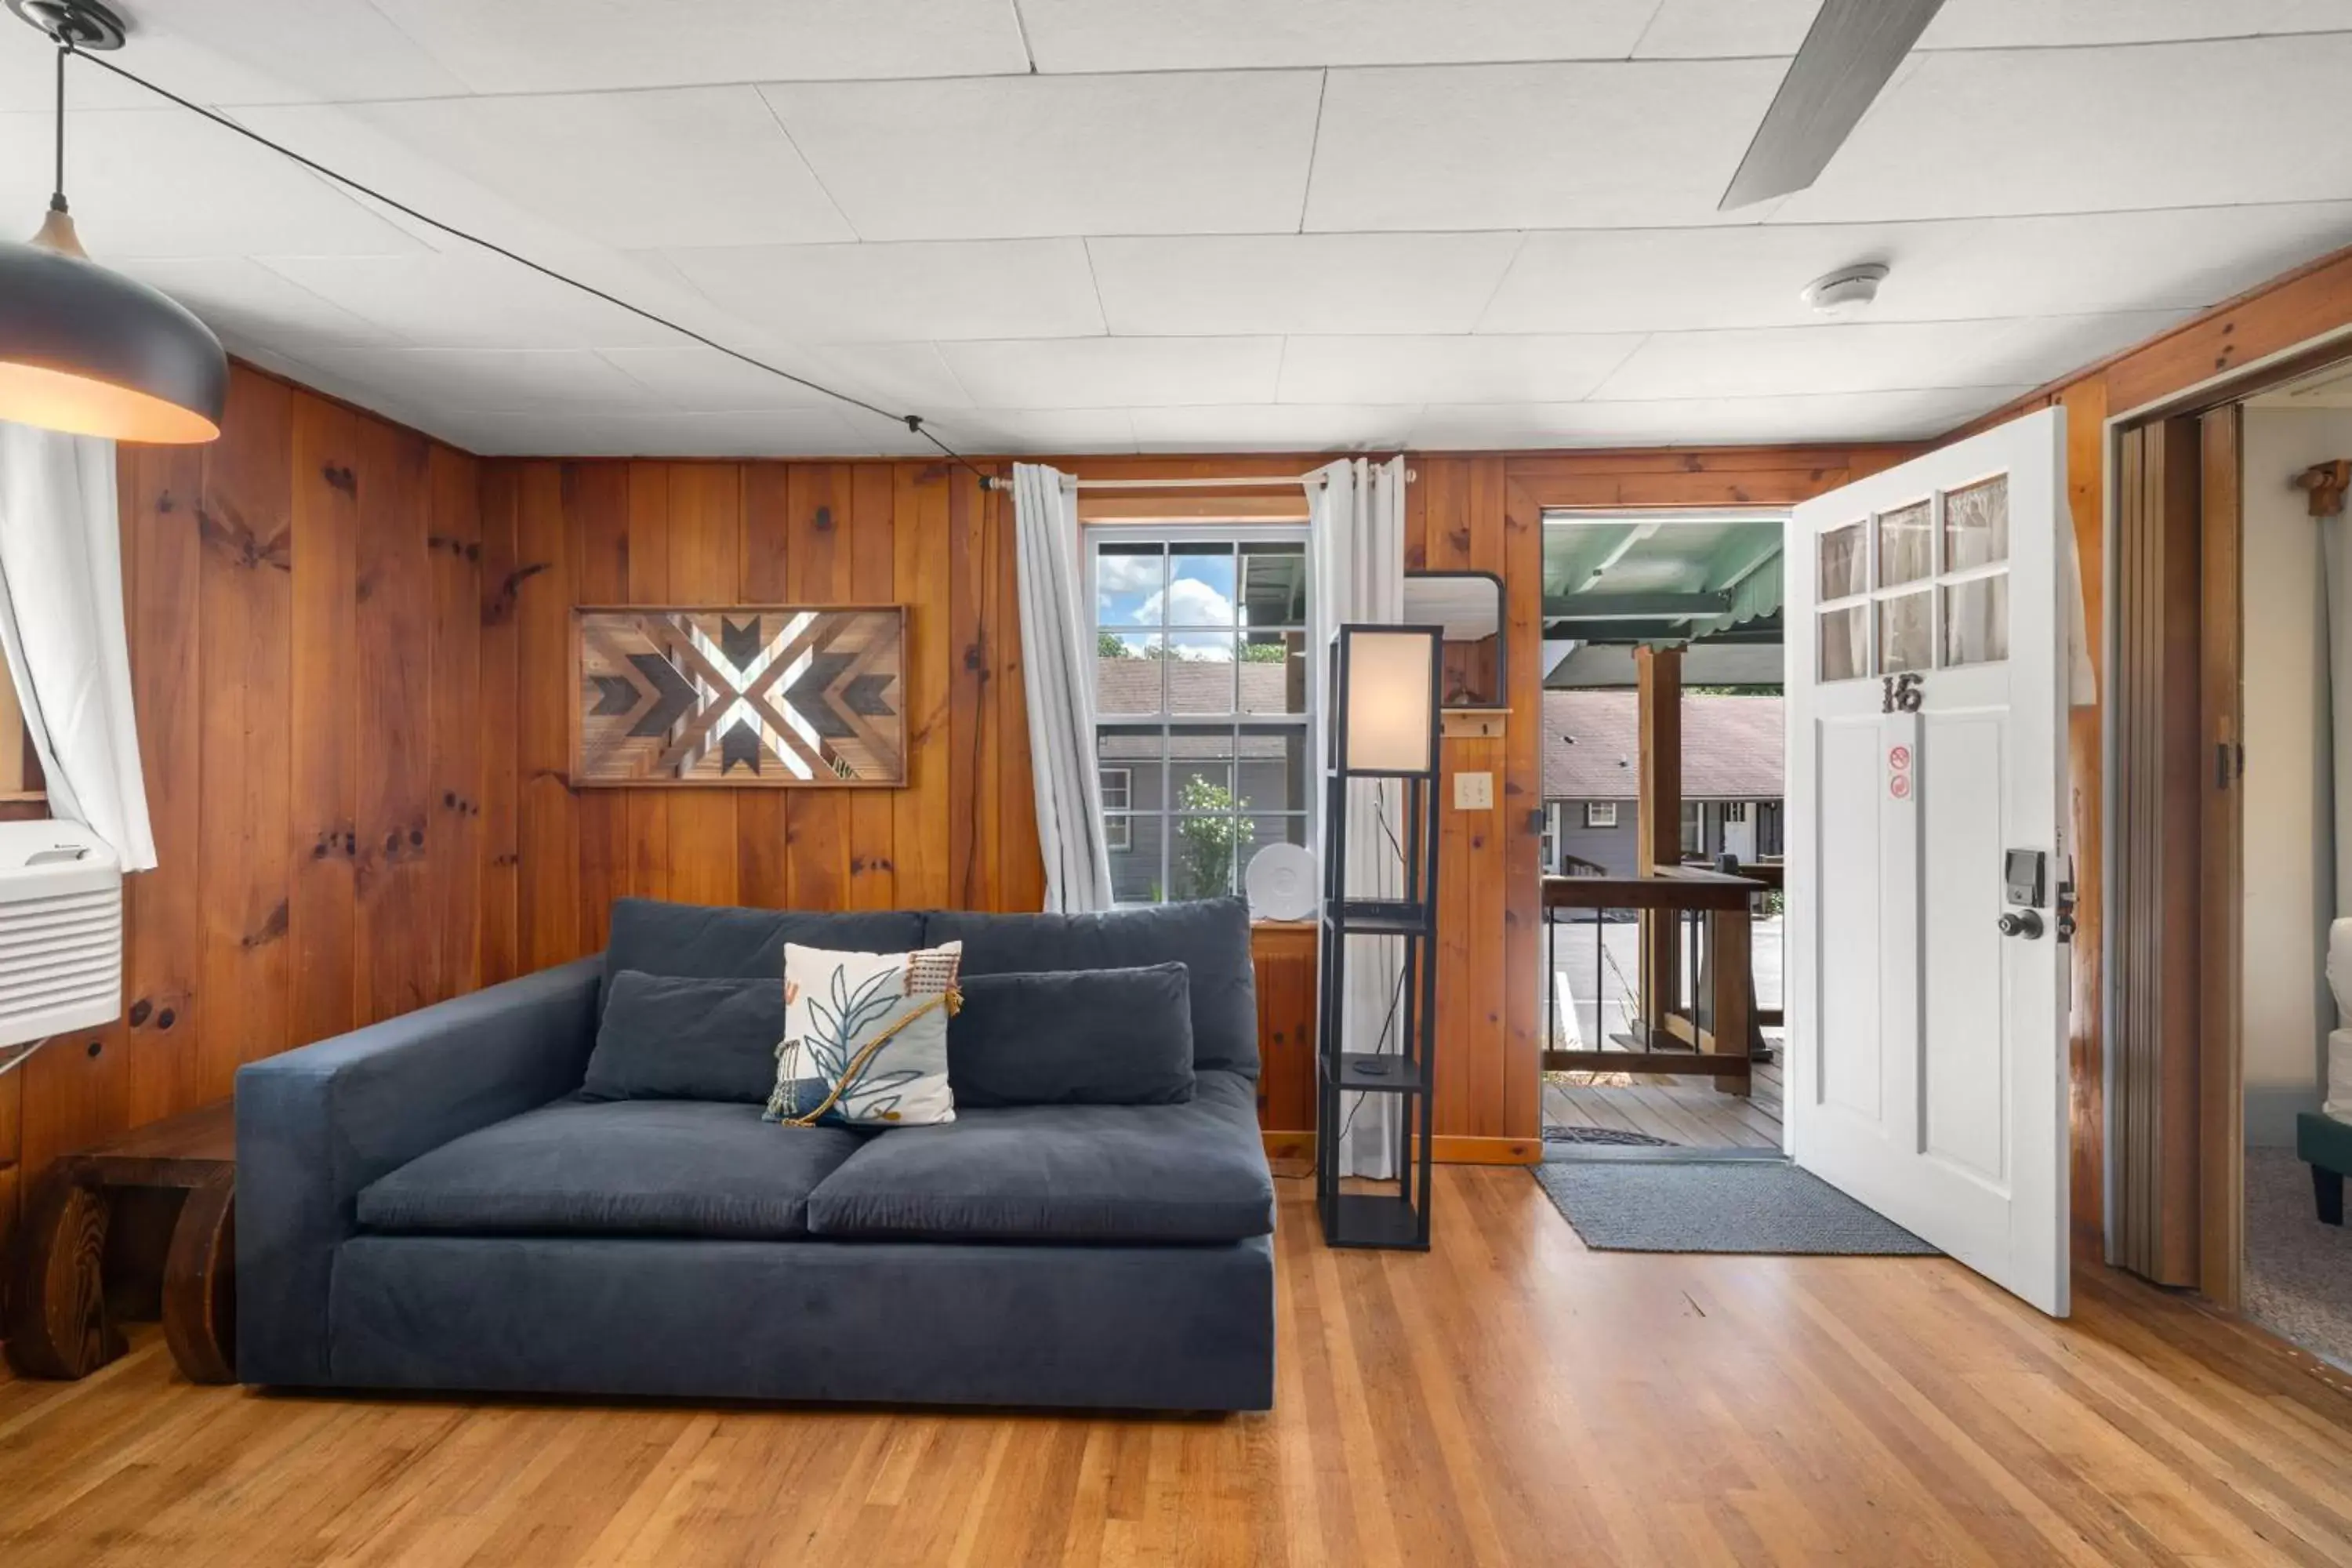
{"left": 1889, "top": 744, "right": 1911, "bottom": 771}
{"left": 1889, "top": 775, "right": 1911, "bottom": 800}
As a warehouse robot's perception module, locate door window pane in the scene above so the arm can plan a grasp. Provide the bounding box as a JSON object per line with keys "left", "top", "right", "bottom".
{"left": 1819, "top": 605, "right": 1868, "bottom": 681}
{"left": 1820, "top": 521, "right": 1867, "bottom": 600}
{"left": 1944, "top": 475, "right": 2009, "bottom": 571}
{"left": 1096, "top": 543, "right": 1163, "bottom": 626}
{"left": 1943, "top": 575, "right": 2009, "bottom": 666}
{"left": 1876, "top": 500, "right": 1933, "bottom": 587}
{"left": 1096, "top": 633, "right": 1163, "bottom": 713}
{"left": 1878, "top": 590, "right": 1933, "bottom": 675}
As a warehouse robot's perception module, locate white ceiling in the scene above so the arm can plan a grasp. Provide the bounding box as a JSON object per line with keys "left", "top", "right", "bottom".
{"left": 5, "top": 1, "right": 2352, "bottom": 456}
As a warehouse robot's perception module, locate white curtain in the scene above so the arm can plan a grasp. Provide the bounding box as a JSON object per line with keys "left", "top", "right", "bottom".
{"left": 1011, "top": 463, "right": 1113, "bottom": 913}
{"left": 1309, "top": 456, "right": 1408, "bottom": 1178}
{"left": 0, "top": 423, "right": 154, "bottom": 870}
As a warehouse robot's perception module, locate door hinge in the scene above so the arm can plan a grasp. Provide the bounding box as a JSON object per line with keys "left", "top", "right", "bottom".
{"left": 2215, "top": 740, "right": 2245, "bottom": 789}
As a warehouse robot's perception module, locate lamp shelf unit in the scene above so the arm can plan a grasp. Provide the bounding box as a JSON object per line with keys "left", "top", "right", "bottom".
{"left": 1316, "top": 622, "right": 1445, "bottom": 1253}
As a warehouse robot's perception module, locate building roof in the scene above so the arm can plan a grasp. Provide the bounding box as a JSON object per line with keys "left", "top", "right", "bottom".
{"left": 1097, "top": 657, "right": 1300, "bottom": 760}
{"left": 1543, "top": 690, "right": 1782, "bottom": 801}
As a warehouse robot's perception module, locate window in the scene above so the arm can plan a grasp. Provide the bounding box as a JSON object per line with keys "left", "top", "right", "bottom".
{"left": 1584, "top": 800, "right": 1617, "bottom": 829}
{"left": 1679, "top": 800, "right": 1704, "bottom": 858}
{"left": 1098, "top": 767, "right": 1132, "bottom": 851}
{"left": 1091, "top": 528, "right": 1311, "bottom": 904}
{"left": 1722, "top": 801, "right": 1748, "bottom": 824}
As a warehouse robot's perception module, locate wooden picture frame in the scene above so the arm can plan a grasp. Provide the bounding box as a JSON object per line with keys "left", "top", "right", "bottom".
{"left": 569, "top": 604, "right": 908, "bottom": 789}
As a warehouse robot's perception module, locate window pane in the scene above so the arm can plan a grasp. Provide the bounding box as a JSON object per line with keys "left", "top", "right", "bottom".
{"left": 1097, "top": 765, "right": 1131, "bottom": 813}
{"left": 1167, "top": 545, "right": 1237, "bottom": 626}
{"left": 1096, "top": 543, "right": 1163, "bottom": 626}
{"left": 1095, "top": 728, "right": 1163, "bottom": 816}
{"left": 1819, "top": 605, "right": 1867, "bottom": 681}
{"left": 1944, "top": 474, "right": 2009, "bottom": 571}
{"left": 1109, "top": 811, "right": 1165, "bottom": 904}
{"left": 1168, "top": 632, "right": 1236, "bottom": 713}
{"left": 1240, "top": 630, "right": 1307, "bottom": 715}
{"left": 1237, "top": 722, "right": 1309, "bottom": 812}
{"left": 1876, "top": 501, "right": 1932, "bottom": 587}
{"left": 1170, "top": 815, "right": 1247, "bottom": 899}
{"left": 1168, "top": 726, "right": 1238, "bottom": 809}
{"left": 1820, "top": 521, "right": 1867, "bottom": 600}
{"left": 1239, "top": 542, "right": 1307, "bottom": 626}
{"left": 1943, "top": 574, "right": 2008, "bottom": 666}
{"left": 1878, "top": 590, "right": 1932, "bottom": 674}
{"left": 1097, "top": 633, "right": 1164, "bottom": 714}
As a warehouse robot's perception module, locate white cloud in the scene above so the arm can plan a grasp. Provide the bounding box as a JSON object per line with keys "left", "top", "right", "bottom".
{"left": 1094, "top": 554, "right": 1162, "bottom": 597}
{"left": 1142, "top": 578, "right": 1236, "bottom": 627}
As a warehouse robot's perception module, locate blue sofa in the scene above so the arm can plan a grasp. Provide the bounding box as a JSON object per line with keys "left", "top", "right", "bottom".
{"left": 234, "top": 898, "right": 1276, "bottom": 1412}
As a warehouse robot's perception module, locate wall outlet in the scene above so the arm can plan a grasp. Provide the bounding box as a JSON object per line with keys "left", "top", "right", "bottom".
{"left": 1454, "top": 771, "right": 1494, "bottom": 811}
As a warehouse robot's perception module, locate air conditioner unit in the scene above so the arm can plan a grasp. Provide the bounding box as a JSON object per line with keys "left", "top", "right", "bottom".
{"left": 0, "top": 819, "right": 122, "bottom": 1051}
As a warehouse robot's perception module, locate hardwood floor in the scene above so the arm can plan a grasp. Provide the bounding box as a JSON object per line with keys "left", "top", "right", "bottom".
{"left": 1544, "top": 1058, "right": 1785, "bottom": 1149}
{"left": 4, "top": 1167, "right": 2350, "bottom": 1566}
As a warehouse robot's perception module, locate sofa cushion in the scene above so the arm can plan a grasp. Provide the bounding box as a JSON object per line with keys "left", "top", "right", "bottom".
{"left": 605, "top": 898, "right": 925, "bottom": 989}
{"left": 581, "top": 970, "right": 787, "bottom": 1104}
{"left": 804, "top": 1071, "right": 1272, "bottom": 1243}
{"left": 950, "top": 965, "right": 1195, "bottom": 1108}
{"left": 924, "top": 899, "right": 1257, "bottom": 1079}
{"left": 357, "top": 1098, "right": 862, "bottom": 1240}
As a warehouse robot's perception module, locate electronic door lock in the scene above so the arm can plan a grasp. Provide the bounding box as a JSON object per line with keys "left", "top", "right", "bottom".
{"left": 2003, "top": 848, "right": 2046, "bottom": 909}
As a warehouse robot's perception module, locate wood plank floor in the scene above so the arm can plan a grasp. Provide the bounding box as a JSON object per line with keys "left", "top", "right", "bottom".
{"left": 5, "top": 1167, "right": 2351, "bottom": 1566}
{"left": 1544, "top": 1058, "right": 1785, "bottom": 1149}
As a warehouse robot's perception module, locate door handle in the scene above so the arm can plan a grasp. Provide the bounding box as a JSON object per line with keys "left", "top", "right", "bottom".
{"left": 1997, "top": 910, "right": 2045, "bottom": 940}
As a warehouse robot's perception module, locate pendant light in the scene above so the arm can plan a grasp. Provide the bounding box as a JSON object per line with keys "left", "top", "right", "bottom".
{"left": 0, "top": 1, "right": 226, "bottom": 444}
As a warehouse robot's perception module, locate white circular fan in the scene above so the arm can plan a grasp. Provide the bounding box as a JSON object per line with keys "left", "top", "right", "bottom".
{"left": 1245, "top": 844, "right": 1317, "bottom": 923}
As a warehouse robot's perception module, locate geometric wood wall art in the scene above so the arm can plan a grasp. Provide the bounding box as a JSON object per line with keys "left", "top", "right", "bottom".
{"left": 571, "top": 605, "right": 906, "bottom": 787}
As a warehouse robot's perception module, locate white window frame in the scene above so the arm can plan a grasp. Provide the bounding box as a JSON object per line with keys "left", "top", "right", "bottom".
{"left": 1087, "top": 524, "right": 1313, "bottom": 905}
{"left": 1098, "top": 766, "right": 1132, "bottom": 851}
{"left": 1584, "top": 800, "right": 1618, "bottom": 829}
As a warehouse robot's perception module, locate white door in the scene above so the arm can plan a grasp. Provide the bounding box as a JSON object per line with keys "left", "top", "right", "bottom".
{"left": 1784, "top": 407, "right": 2071, "bottom": 1317}
{"left": 1721, "top": 804, "right": 1756, "bottom": 865}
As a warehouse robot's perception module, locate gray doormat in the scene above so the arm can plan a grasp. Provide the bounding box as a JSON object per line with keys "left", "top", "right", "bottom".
{"left": 1533, "top": 1160, "right": 1940, "bottom": 1255}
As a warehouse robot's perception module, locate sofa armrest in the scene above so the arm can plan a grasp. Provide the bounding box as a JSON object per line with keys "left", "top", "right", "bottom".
{"left": 234, "top": 956, "right": 604, "bottom": 1385}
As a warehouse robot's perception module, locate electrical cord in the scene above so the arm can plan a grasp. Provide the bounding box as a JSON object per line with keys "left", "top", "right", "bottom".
{"left": 54, "top": 40, "right": 997, "bottom": 488}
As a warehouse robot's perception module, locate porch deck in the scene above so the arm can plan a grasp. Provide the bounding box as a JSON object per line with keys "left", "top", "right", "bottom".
{"left": 1542, "top": 1055, "right": 1784, "bottom": 1151}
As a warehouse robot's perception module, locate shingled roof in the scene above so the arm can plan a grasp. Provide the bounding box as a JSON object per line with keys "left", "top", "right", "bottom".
{"left": 1543, "top": 691, "right": 1783, "bottom": 801}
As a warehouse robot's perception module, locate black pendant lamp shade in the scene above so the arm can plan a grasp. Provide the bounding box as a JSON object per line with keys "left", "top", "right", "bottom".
{"left": 0, "top": 1, "right": 227, "bottom": 445}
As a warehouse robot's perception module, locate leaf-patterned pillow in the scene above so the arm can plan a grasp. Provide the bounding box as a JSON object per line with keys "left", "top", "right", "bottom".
{"left": 766, "top": 941, "right": 963, "bottom": 1128}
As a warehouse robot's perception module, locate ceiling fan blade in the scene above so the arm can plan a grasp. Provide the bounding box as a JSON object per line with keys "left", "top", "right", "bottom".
{"left": 1718, "top": 0, "right": 1946, "bottom": 212}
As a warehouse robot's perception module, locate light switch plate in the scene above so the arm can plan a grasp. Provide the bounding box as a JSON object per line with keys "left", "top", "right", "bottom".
{"left": 1454, "top": 771, "right": 1494, "bottom": 810}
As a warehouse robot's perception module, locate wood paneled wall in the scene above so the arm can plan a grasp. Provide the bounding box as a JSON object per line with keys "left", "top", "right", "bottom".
{"left": 477, "top": 457, "right": 1040, "bottom": 980}
{"left": 1941, "top": 238, "right": 2352, "bottom": 1250}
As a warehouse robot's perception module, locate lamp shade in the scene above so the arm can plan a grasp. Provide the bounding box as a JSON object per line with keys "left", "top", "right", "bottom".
{"left": 1336, "top": 624, "right": 1440, "bottom": 776}
{"left": 0, "top": 230, "right": 227, "bottom": 444}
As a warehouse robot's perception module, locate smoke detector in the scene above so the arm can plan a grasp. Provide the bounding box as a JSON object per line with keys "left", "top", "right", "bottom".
{"left": 1801, "top": 263, "right": 1889, "bottom": 318}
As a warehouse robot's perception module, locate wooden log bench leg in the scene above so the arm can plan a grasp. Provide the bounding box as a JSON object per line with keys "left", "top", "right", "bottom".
{"left": 162, "top": 1176, "right": 237, "bottom": 1383}
{"left": 3, "top": 1163, "right": 124, "bottom": 1380}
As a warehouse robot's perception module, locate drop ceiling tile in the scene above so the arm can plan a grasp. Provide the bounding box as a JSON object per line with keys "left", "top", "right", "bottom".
{"left": 368, "top": 0, "right": 1029, "bottom": 93}
{"left": 1019, "top": 0, "right": 1659, "bottom": 71}
{"left": 1480, "top": 205, "right": 2352, "bottom": 333}
{"left": 760, "top": 72, "right": 1324, "bottom": 241}
{"left": 338, "top": 89, "right": 853, "bottom": 250}
{"left": 594, "top": 347, "right": 844, "bottom": 411}
{"left": 926, "top": 409, "right": 1141, "bottom": 455}
{"left": 938, "top": 338, "right": 1286, "bottom": 409}
{"left": 256, "top": 253, "right": 680, "bottom": 350}
{"left": 801, "top": 343, "right": 977, "bottom": 413}
{"left": 1409, "top": 387, "right": 2029, "bottom": 449}
{"left": 1633, "top": 0, "right": 2352, "bottom": 57}
{"left": 1305, "top": 61, "right": 1788, "bottom": 231}
{"left": 1777, "top": 34, "right": 2352, "bottom": 222}
{"left": 0, "top": 108, "right": 420, "bottom": 258}
{"left": 0, "top": 2, "right": 466, "bottom": 112}
{"left": 659, "top": 240, "right": 1104, "bottom": 343}
{"left": 1277, "top": 335, "right": 1646, "bottom": 404}
{"left": 1129, "top": 404, "right": 1421, "bottom": 452}
{"left": 1088, "top": 234, "right": 1524, "bottom": 336}
{"left": 1592, "top": 312, "right": 2189, "bottom": 402}
{"left": 121, "top": 257, "right": 405, "bottom": 350}
{"left": 296, "top": 347, "right": 666, "bottom": 414}
{"left": 450, "top": 407, "right": 915, "bottom": 458}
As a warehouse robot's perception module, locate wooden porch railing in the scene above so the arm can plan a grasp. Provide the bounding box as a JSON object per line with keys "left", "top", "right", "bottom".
{"left": 1541, "top": 866, "right": 1763, "bottom": 1092}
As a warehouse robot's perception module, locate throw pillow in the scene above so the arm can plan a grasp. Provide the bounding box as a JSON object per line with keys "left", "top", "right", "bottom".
{"left": 767, "top": 941, "right": 964, "bottom": 1128}
{"left": 949, "top": 965, "right": 1196, "bottom": 1108}
{"left": 582, "top": 970, "right": 791, "bottom": 1104}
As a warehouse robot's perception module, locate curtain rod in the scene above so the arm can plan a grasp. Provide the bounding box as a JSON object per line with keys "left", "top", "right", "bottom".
{"left": 982, "top": 473, "right": 1329, "bottom": 492}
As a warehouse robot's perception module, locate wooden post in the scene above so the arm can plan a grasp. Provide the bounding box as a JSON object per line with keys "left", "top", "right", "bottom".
{"left": 1634, "top": 646, "right": 1682, "bottom": 1036}
{"left": 1706, "top": 908, "right": 1751, "bottom": 1096}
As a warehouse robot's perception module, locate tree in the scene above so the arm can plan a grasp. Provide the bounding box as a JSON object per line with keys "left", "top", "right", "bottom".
{"left": 1239, "top": 641, "right": 1288, "bottom": 663}
{"left": 1174, "top": 777, "right": 1250, "bottom": 898}
{"left": 1098, "top": 630, "right": 1132, "bottom": 659}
